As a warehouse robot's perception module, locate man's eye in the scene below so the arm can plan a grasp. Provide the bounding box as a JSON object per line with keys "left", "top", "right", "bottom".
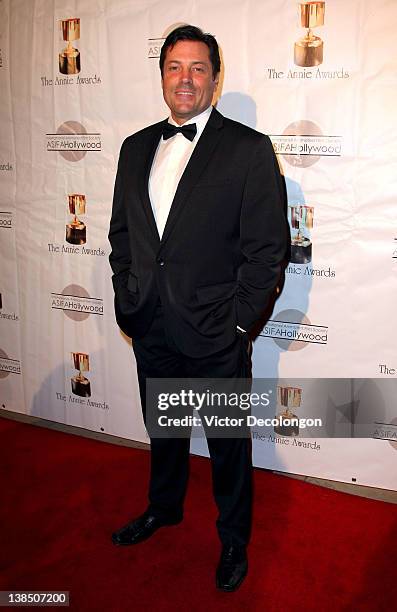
{"left": 193, "top": 66, "right": 204, "bottom": 72}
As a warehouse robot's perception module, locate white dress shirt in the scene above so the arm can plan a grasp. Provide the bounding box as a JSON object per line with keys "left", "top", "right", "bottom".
{"left": 148, "top": 105, "right": 212, "bottom": 239}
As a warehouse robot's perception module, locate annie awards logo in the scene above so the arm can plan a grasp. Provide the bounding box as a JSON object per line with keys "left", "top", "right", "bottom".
{"left": 46, "top": 192, "right": 106, "bottom": 257}
{"left": 147, "top": 23, "right": 187, "bottom": 59}
{"left": 266, "top": 1, "right": 349, "bottom": 81}
{"left": 285, "top": 201, "right": 336, "bottom": 279}
{"left": 289, "top": 204, "right": 314, "bottom": 264}
{"left": 46, "top": 121, "right": 101, "bottom": 162}
{"left": 294, "top": 1, "right": 325, "bottom": 67}
{"left": 71, "top": 352, "right": 91, "bottom": 398}
{"left": 261, "top": 308, "right": 328, "bottom": 350}
{"left": 270, "top": 120, "right": 342, "bottom": 168}
{"left": 40, "top": 18, "right": 101, "bottom": 87}
{"left": 66, "top": 194, "right": 86, "bottom": 244}
{"left": 59, "top": 18, "right": 81, "bottom": 75}
{"left": 55, "top": 352, "right": 110, "bottom": 411}
{"left": 274, "top": 386, "right": 302, "bottom": 436}
{"left": 51, "top": 284, "right": 103, "bottom": 321}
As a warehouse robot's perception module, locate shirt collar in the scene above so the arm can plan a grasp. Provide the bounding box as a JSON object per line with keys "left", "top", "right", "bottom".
{"left": 167, "top": 106, "right": 212, "bottom": 140}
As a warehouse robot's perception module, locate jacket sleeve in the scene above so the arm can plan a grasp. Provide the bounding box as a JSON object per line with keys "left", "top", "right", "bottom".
{"left": 108, "top": 139, "right": 131, "bottom": 293}
{"left": 236, "top": 135, "right": 288, "bottom": 332}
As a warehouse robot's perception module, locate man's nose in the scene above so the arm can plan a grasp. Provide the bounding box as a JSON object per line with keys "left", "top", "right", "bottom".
{"left": 180, "top": 67, "right": 193, "bottom": 83}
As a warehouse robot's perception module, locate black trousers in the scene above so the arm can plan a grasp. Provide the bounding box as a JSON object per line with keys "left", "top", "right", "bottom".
{"left": 132, "top": 305, "right": 253, "bottom": 547}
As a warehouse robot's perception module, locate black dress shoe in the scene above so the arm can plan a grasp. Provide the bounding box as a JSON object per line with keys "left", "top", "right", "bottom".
{"left": 112, "top": 512, "right": 182, "bottom": 546}
{"left": 216, "top": 545, "right": 248, "bottom": 592}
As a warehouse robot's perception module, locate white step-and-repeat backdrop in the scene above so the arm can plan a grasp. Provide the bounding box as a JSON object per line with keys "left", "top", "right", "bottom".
{"left": 1, "top": 0, "right": 396, "bottom": 490}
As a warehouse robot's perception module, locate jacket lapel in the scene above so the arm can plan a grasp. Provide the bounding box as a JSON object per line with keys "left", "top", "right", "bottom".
{"left": 139, "top": 120, "right": 166, "bottom": 243}
{"left": 159, "top": 108, "right": 224, "bottom": 249}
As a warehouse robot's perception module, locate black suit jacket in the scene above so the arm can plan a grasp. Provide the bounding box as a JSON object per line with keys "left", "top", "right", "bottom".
{"left": 108, "top": 108, "right": 288, "bottom": 357}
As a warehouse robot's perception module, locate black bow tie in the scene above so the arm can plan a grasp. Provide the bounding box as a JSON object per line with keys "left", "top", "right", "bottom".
{"left": 162, "top": 122, "right": 197, "bottom": 142}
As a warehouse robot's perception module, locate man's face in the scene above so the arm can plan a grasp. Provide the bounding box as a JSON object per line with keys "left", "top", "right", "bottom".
{"left": 162, "top": 40, "right": 219, "bottom": 125}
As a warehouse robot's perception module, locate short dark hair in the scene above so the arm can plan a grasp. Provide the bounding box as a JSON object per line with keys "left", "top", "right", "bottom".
{"left": 159, "top": 25, "right": 221, "bottom": 79}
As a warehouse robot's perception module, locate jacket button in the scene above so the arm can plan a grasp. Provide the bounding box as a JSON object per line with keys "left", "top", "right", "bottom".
{"left": 156, "top": 257, "right": 165, "bottom": 266}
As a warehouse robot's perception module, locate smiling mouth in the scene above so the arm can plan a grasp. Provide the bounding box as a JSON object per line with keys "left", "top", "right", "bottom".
{"left": 175, "top": 91, "right": 195, "bottom": 96}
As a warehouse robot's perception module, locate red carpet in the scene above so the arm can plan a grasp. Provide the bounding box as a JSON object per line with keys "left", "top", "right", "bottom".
{"left": 1, "top": 416, "right": 396, "bottom": 611}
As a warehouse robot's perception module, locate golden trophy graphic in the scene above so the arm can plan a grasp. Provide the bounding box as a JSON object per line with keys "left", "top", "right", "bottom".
{"left": 66, "top": 194, "right": 86, "bottom": 245}
{"left": 59, "top": 18, "right": 81, "bottom": 74}
{"left": 294, "top": 1, "right": 325, "bottom": 67}
{"left": 289, "top": 204, "right": 314, "bottom": 264}
{"left": 274, "top": 386, "right": 302, "bottom": 437}
{"left": 71, "top": 352, "right": 91, "bottom": 398}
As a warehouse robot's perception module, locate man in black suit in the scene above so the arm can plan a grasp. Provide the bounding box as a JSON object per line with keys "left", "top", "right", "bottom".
{"left": 108, "top": 25, "right": 287, "bottom": 591}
